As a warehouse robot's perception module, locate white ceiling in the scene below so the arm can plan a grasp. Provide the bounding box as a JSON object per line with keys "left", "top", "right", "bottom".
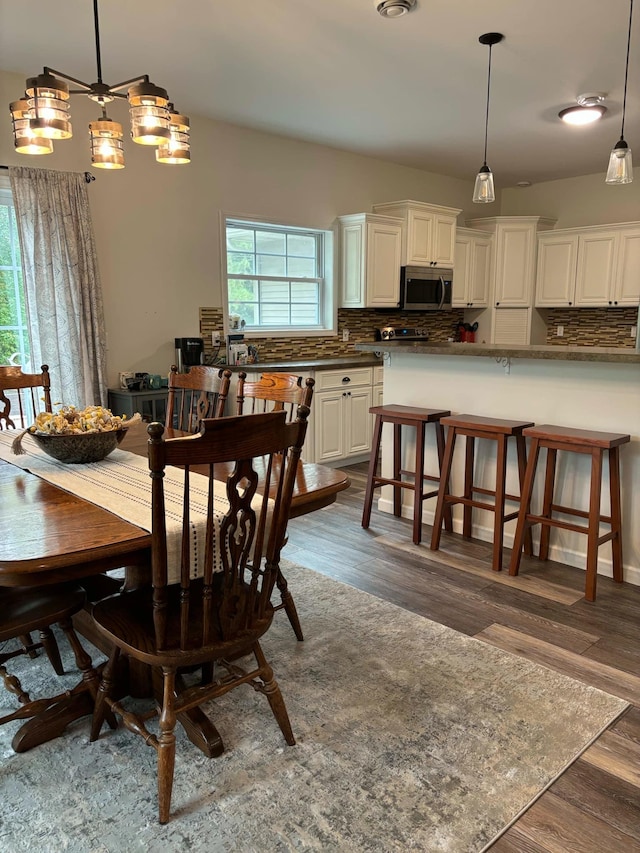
{"left": 1, "top": 0, "right": 638, "bottom": 188}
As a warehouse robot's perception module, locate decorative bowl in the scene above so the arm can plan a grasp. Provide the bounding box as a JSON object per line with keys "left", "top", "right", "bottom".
{"left": 27, "top": 428, "right": 128, "bottom": 464}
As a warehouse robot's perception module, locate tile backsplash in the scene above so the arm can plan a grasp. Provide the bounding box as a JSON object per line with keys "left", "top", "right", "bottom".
{"left": 200, "top": 305, "right": 638, "bottom": 363}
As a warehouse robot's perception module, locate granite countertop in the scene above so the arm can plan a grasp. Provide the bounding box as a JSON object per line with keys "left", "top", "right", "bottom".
{"left": 222, "top": 353, "right": 383, "bottom": 372}
{"left": 355, "top": 341, "right": 640, "bottom": 364}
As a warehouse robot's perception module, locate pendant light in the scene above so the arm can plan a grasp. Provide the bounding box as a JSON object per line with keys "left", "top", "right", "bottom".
{"left": 473, "top": 32, "right": 503, "bottom": 204}
{"left": 606, "top": 0, "right": 634, "bottom": 184}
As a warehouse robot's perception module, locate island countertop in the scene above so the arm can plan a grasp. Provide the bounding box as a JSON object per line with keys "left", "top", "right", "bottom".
{"left": 355, "top": 341, "right": 640, "bottom": 364}
{"left": 221, "top": 354, "right": 382, "bottom": 372}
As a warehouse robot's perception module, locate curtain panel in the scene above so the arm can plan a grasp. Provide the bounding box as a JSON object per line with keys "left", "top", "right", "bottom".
{"left": 9, "top": 166, "right": 107, "bottom": 407}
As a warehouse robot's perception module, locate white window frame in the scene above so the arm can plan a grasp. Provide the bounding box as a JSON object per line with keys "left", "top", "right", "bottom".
{"left": 220, "top": 212, "right": 336, "bottom": 338}
{"left": 0, "top": 176, "right": 31, "bottom": 369}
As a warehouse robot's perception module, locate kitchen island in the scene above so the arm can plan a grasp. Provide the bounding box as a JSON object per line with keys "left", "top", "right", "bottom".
{"left": 355, "top": 341, "right": 640, "bottom": 588}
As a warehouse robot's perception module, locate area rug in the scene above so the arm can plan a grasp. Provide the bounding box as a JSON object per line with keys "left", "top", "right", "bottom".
{"left": 0, "top": 562, "right": 628, "bottom": 853}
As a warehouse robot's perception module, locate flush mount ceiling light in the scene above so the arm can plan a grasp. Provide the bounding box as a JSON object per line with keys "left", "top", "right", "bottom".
{"left": 376, "top": 0, "right": 417, "bottom": 18}
{"left": 606, "top": 0, "right": 634, "bottom": 184}
{"left": 473, "top": 32, "right": 504, "bottom": 204}
{"left": 559, "top": 93, "right": 608, "bottom": 125}
{"left": 8, "top": 0, "right": 190, "bottom": 169}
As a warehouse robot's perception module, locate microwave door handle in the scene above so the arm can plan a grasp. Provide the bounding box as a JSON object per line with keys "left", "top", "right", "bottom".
{"left": 438, "top": 276, "right": 445, "bottom": 309}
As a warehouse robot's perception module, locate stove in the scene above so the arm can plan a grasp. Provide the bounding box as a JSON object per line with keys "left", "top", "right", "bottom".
{"left": 375, "top": 326, "right": 429, "bottom": 341}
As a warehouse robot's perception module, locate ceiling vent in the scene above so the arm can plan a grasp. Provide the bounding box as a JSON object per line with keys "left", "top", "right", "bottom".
{"left": 376, "top": 0, "right": 417, "bottom": 18}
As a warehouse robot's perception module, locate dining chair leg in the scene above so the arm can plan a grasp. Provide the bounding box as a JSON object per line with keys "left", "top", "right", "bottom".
{"left": 158, "top": 666, "right": 177, "bottom": 825}
{"left": 253, "top": 642, "right": 295, "bottom": 746}
{"left": 90, "top": 645, "right": 120, "bottom": 741}
{"left": 39, "top": 627, "right": 64, "bottom": 675}
{"left": 19, "top": 633, "right": 39, "bottom": 660}
{"left": 275, "top": 568, "right": 303, "bottom": 641}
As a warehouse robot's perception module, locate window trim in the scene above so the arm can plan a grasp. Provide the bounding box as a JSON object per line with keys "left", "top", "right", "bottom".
{"left": 0, "top": 179, "right": 31, "bottom": 369}
{"left": 220, "top": 211, "right": 336, "bottom": 338}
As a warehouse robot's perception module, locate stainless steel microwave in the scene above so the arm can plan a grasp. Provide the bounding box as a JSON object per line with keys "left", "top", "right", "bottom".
{"left": 400, "top": 266, "right": 453, "bottom": 311}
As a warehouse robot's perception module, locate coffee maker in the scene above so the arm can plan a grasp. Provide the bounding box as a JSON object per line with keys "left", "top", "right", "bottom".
{"left": 174, "top": 337, "right": 204, "bottom": 373}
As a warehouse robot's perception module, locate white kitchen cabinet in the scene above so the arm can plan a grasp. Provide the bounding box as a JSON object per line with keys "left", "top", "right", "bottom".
{"left": 338, "top": 213, "right": 403, "bottom": 308}
{"left": 373, "top": 365, "right": 384, "bottom": 407}
{"left": 453, "top": 228, "right": 492, "bottom": 308}
{"left": 372, "top": 200, "right": 462, "bottom": 268}
{"left": 535, "top": 223, "right": 640, "bottom": 307}
{"left": 313, "top": 367, "right": 374, "bottom": 464}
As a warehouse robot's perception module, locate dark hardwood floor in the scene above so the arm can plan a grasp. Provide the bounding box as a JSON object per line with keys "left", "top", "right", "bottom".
{"left": 286, "top": 461, "right": 640, "bottom": 852}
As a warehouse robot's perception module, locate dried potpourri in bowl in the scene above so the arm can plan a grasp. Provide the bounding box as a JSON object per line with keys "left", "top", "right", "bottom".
{"left": 12, "top": 405, "right": 141, "bottom": 463}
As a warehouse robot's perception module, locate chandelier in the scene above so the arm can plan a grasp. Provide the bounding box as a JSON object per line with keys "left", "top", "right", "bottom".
{"left": 9, "top": 0, "right": 190, "bottom": 169}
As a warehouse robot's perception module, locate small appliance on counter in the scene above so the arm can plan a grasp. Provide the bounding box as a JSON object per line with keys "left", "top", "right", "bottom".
{"left": 174, "top": 337, "right": 204, "bottom": 373}
{"left": 375, "top": 326, "right": 429, "bottom": 341}
{"left": 227, "top": 333, "right": 249, "bottom": 365}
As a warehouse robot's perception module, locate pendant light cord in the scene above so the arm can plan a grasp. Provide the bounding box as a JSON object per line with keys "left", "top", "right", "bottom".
{"left": 93, "top": 0, "right": 103, "bottom": 84}
{"left": 482, "top": 43, "right": 493, "bottom": 166}
{"left": 620, "top": 0, "right": 634, "bottom": 139}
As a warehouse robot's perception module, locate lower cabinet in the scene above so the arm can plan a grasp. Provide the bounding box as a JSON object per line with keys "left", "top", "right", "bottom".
{"left": 313, "top": 367, "right": 375, "bottom": 464}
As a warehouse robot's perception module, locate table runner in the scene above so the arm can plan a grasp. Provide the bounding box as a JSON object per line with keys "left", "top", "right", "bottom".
{"left": 0, "top": 431, "right": 234, "bottom": 584}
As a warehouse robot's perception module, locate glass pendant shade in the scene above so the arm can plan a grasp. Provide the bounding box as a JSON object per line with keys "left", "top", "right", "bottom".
{"left": 25, "top": 73, "right": 72, "bottom": 139}
{"left": 606, "top": 139, "right": 633, "bottom": 184}
{"left": 156, "top": 107, "right": 191, "bottom": 164}
{"left": 10, "top": 100, "right": 54, "bottom": 154}
{"left": 89, "top": 116, "right": 125, "bottom": 169}
{"left": 128, "top": 81, "right": 171, "bottom": 145}
{"left": 473, "top": 164, "right": 495, "bottom": 203}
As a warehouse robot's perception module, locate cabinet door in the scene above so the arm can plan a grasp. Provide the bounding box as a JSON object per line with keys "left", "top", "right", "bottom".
{"left": 535, "top": 235, "right": 578, "bottom": 306}
{"left": 406, "top": 211, "right": 434, "bottom": 265}
{"left": 345, "top": 387, "right": 373, "bottom": 457}
{"left": 340, "top": 222, "right": 365, "bottom": 308}
{"left": 452, "top": 236, "right": 471, "bottom": 306}
{"left": 314, "top": 391, "right": 345, "bottom": 463}
{"left": 575, "top": 232, "right": 617, "bottom": 306}
{"left": 613, "top": 229, "right": 640, "bottom": 305}
{"left": 433, "top": 214, "right": 457, "bottom": 266}
{"left": 365, "top": 221, "right": 402, "bottom": 307}
{"left": 494, "top": 224, "right": 535, "bottom": 306}
{"left": 469, "top": 236, "right": 491, "bottom": 306}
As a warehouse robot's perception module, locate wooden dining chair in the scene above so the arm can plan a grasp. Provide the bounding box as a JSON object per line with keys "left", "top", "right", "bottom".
{"left": 0, "top": 583, "right": 110, "bottom": 752}
{"left": 165, "top": 365, "right": 232, "bottom": 432}
{"left": 90, "top": 407, "right": 310, "bottom": 824}
{"left": 235, "top": 372, "right": 315, "bottom": 641}
{"left": 0, "top": 364, "right": 52, "bottom": 430}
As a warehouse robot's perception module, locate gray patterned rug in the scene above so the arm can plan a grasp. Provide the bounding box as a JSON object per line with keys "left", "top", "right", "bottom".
{"left": 0, "top": 563, "right": 628, "bottom": 853}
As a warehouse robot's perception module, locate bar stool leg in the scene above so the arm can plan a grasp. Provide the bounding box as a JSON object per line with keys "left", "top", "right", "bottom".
{"left": 412, "top": 422, "right": 426, "bottom": 545}
{"left": 435, "top": 421, "right": 453, "bottom": 533}
{"left": 362, "top": 414, "right": 383, "bottom": 530}
{"left": 463, "top": 436, "right": 475, "bottom": 539}
{"left": 393, "top": 423, "right": 402, "bottom": 517}
{"left": 539, "top": 448, "right": 557, "bottom": 561}
{"left": 431, "top": 427, "right": 457, "bottom": 552}
{"left": 585, "top": 448, "right": 603, "bottom": 603}
{"left": 492, "top": 434, "right": 508, "bottom": 571}
{"left": 609, "top": 446, "right": 624, "bottom": 583}
{"left": 509, "top": 437, "right": 541, "bottom": 576}
{"left": 515, "top": 434, "right": 533, "bottom": 557}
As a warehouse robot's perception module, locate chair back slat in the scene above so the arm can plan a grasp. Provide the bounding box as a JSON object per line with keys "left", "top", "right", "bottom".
{"left": 236, "top": 372, "right": 314, "bottom": 424}
{"left": 166, "top": 365, "right": 231, "bottom": 432}
{"left": 0, "top": 365, "right": 52, "bottom": 429}
{"left": 146, "top": 407, "right": 309, "bottom": 652}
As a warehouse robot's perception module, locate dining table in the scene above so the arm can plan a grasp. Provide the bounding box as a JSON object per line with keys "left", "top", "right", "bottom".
{"left": 0, "top": 419, "right": 350, "bottom": 755}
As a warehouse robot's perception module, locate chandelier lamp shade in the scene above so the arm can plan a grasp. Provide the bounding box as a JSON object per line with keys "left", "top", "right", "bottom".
{"left": 473, "top": 32, "right": 503, "bottom": 204}
{"left": 8, "top": 0, "right": 190, "bottom": 169}
{"left": 606, "top": 0, "right": 634, "bottom": 184}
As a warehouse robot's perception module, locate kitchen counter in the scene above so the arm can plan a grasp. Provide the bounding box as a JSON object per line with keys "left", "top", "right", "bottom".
{"left": 355, "top": 341, "right": 640, "bottom": 364}
{"left": 221, "top": 353, "right": 382, "bottom": 372}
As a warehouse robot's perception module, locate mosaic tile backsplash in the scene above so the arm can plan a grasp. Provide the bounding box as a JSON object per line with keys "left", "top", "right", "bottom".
{"left": 200, "top": 305, "right": 637, "bottom": 363}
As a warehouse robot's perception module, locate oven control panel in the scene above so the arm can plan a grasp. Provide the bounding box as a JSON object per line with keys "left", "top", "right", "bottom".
{"left": 376, "top": 326, "right": 429, "bottom": 341}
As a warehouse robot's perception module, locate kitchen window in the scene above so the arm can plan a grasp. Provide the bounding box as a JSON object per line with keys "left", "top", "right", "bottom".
{"left": 0, "top": 183, "right": 31, "bottom": 368}
{"left": 223, "top": 216, "right": 335, "bottom": 335}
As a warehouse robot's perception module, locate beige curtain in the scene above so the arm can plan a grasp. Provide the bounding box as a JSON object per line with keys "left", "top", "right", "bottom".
{"left": 9, "top": 166, "right": 107, "bottom": 407}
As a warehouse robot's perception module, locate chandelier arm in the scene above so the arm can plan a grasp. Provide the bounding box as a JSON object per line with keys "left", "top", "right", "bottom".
{"left": 107, "top": 75, "right": 151, "bottom": 94}
{"left": 44, "top": 67, "right": 93, "bottom": 92}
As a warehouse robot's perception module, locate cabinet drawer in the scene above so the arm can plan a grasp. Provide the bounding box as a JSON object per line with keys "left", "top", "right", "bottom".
{"left": 314, "top": 367, "right": 373, "bottom": 392}
{"left": 373, "top": 365, "right": 384, "bottom": 385}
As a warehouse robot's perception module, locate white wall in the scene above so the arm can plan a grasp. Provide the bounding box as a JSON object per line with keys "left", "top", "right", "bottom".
{"left": 1, "top": 68, "right": 477, "bottom": 389}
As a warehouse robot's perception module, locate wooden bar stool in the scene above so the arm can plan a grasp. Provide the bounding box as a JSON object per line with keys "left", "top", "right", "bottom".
{"left": 508, "top": 425, "right": 630, "bottom": 602}
{"left": 362, "top": 404, "right": 452, "bottom": 545}
{"left": 430, "top": 414, "right": 534, "bottom": 571}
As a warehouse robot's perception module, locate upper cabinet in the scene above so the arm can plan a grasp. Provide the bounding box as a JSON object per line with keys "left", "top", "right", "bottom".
{"left": 453, "top": 228, "right": 492, "bottom": 308}
{"left": 372, "top": 200, "right": 462, "bottom": 267}
{"left": 536, "top": 224, "right": 640, "bottom": 307}
{"left": 337, "top": 213, "right": 403, "bottom": 309}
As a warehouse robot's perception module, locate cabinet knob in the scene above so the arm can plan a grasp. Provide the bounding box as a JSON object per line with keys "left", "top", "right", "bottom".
{"left": 496, "top": 302, "right": 500, "bottom": 306}
{"left": 614, "top": 301, "right": 618, "bottom": 305}
{"left": 341, "top": 377, "right": 351, "bottom": 383}
{"left": 568, "top": 301, "right": 572, "bottom": 306}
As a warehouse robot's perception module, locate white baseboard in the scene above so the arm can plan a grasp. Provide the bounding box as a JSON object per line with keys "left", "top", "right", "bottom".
{"left": 377, "top": 497, "right": 640, "bottom": 589}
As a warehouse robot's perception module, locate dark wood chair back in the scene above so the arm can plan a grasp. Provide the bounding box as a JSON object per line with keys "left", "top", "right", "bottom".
{"left": 147, "top": 407, "right": 309, "bottom": 652}
{"left": 0, "top": 364, "right": 52, "bottom": 430}
{"left": 235, "top": 371, "right": 315, "bottom": 422}
{"left": 165, "top": 365, "right": 231, "bottom": 432}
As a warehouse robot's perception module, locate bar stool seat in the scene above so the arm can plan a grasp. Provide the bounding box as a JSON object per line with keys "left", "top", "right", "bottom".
{"left": 362, "top": 404, "right": 452, "bottom": 545}
{"left": 508, "top": 424, "right": 630, "bottom": 602}
{"left": 430, "top": 414, "right": 534, "bottom": 571}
